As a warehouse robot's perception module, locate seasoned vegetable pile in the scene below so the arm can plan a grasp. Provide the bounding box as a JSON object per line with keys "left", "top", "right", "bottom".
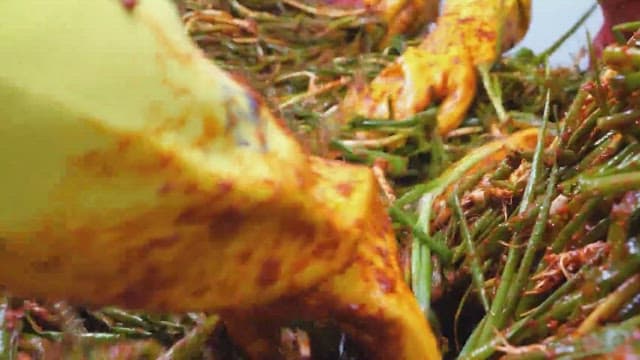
{"left": 2, "top": 1, "right": 640, "bottom": 359}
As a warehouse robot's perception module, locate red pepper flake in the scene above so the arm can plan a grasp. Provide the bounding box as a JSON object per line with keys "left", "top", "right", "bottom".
{"left": 374, "top": 269, "right": 395, "bottom": 294}
{"left": 335, "top": 182, "right": 353, "bottom": 197}
{"left": 257, "top": 258, "right": 281, "bottom": 288}
{"left": 121, "top": 0, "right": 137, "bottom": 11}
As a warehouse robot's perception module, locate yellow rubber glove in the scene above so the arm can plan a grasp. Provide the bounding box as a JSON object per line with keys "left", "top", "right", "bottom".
{"left": 222, "top": 180, "right": 441, "bottom": 359}
{"left": 0, "top": 1, "right": 439, "bottom": 358}
{"left": 341, "top": 0, "right": 532, "bottom": 135}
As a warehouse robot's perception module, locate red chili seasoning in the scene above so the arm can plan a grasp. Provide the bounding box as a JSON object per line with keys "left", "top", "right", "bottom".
{"left": 121, "top": 0, "right": 137, "bottom": 11}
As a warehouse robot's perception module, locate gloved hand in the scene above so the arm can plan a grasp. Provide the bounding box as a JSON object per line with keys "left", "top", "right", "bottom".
{"left": 339, "top": 0, "right": 532, "bottom": 135}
